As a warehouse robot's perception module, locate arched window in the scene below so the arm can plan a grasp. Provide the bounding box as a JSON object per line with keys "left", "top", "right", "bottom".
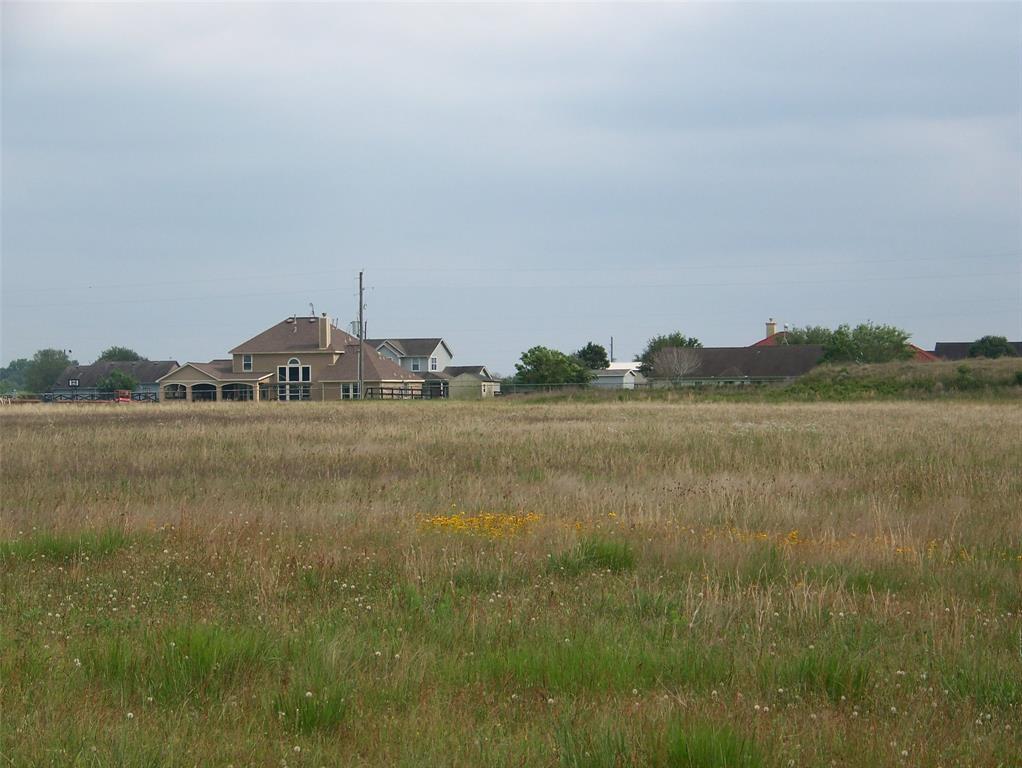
{"left": 277, "top": 357, "right": 311, "bottom": 401}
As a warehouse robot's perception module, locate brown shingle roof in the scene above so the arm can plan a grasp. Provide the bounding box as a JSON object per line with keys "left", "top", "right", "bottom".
{"left": 444, "top": 365, "right": 497, "bottom": 382}
{"left": 322, "top": 340, "right": 422, "bottom": 382}
{"left": 230, "top": 317, "right": 356, "bottom": 355}
{"left": 665, "top": 346, "right": 824, "bottom": 379}
{"left": 53, "top": 360, "right": 179, "bottom": 389}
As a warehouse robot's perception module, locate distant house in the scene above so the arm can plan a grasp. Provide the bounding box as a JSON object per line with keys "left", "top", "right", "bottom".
{"left": 157, "top": 315, "right": 421, "bottom": 401}
{"left": 365, "top": 338, "right": 454, "bottom": 375}
{"left": 51, "top": 360, "right": 179, "bottom": 399}
{"left": 444, "top": 365, "right": 501, "bottom": 399}
{"left": 933, "top": 341, "right": 1022, "bottom": 360}
{"left": 591, "top": 368, "right": 639, "bottom": 390}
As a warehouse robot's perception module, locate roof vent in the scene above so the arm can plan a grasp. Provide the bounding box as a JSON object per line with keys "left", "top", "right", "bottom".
{"left": 285, "top": 316, "right": 295, "bottom": 324}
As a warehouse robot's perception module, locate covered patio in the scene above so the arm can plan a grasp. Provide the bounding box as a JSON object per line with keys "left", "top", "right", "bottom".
{"left": 156, "top": 361, "right": 271, "bottom": 402}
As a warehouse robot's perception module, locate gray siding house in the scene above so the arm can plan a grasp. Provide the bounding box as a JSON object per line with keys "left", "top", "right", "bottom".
{"left": 366, "top": 338, "right": 454, "bottom": 375}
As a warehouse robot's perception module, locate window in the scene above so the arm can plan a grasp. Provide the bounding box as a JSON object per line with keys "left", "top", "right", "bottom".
{"left": 340, "top": 383, "right": 360, "bottom": 400}
{"left": 411, "top": 360, "right": 421, "bottom": 372}
{"left": 276, "top": 357, "right": 311, "bottom": 401}
{"left": 430, "top": 357, "right": 437, "bottom": 371}
{"left": 242, "top": 354, "right": 252, "bottom": 372}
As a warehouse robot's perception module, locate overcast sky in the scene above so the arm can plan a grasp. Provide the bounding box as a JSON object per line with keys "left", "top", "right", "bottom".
{"left": 2, "top": 2, "right": 1020, "bottom": 373}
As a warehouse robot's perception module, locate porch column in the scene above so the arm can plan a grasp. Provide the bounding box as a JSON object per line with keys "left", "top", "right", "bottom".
{"left": 216, "top": 384, "right": 223, "bottom": 402}
{"left": 251, "top": 383, "right": 260, "bottom": 402}
{"left": 186, "top": 384, "right": 193, "bottom": 402}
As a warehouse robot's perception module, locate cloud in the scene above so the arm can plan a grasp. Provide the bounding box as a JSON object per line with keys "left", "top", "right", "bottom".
{"left": 2, "top": 2, "right": 1019, "bottom": 367}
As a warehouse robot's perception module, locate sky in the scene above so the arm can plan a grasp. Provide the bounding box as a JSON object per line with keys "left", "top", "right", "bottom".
{"left": 2, "top": 1, "right": 1020, "bottom": 374}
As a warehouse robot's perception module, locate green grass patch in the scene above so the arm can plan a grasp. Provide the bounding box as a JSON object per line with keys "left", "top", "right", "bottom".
{"left": 550, "top": 537, "right": 636, "bottom": 575}
{"left": 805, "top": 562, "right": 911, "bottom": 595}
{"left": 0, "top": 528, "right": 130, "bottom": 562}
{"left": 474, "top": 634, "right": 730, "bottom": 693}
{"left": 273, "top": 683, "right": 350, "bottom": 734}
{"left": 765, "top": 649, "right": 871, "bottom": 703}
{"left": 664, "top": 722, "right": 763, "bottom": 768}
{"left": 941, "top": 654, "right": 1022, "bottom": 709}
{"left": 84, "top": 623, "right": 275, "bottom": 703}
{"left": 555, "top": 720, "right": 630, "bottom": 768}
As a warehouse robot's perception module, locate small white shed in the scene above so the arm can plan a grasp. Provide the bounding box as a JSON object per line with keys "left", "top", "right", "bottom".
{"left": 591, "top": 368, "right": 638, "bottom": 390}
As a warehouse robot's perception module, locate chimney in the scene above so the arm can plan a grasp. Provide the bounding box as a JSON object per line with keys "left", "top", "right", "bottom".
{"left": 318, "top": 312, "right": 331, "bottom": 349}
{"left": 765, "top": 318, "right": 777, "bottom": 338}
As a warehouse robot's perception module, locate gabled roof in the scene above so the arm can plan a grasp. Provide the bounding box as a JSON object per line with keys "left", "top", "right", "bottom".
{"left": 368, "top": 339, "right": 406, "bottom": 357}
{"left": 53, "top": 360, "right": 179, "bottom": 389}
{"left": 230, "top": 316, "right": 357, "bottom": 355}
{"left": 365, "top": 338, "right": 451, "bottom": 358}
{"left": 444, "top": 365, "right": 497, "bottom": 382}
{"left": 933, "top": 341, "right": 1022, "bottom": 360}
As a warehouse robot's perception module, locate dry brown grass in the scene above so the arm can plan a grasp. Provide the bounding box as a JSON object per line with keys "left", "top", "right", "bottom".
{"left": 1, "top": 400, "right": 1020, "bottom": 767}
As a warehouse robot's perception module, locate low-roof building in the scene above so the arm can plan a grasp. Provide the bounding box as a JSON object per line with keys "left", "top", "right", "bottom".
{"left": 51, "top": 360, "right": 179, "bottom": 398}
{"left": 591, "top": 368, "right": 639, "bottom": 390}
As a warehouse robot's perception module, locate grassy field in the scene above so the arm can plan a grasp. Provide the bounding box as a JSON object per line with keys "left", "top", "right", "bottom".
{"left": 1, "top": 400, "right": 1020, "bottom": 767}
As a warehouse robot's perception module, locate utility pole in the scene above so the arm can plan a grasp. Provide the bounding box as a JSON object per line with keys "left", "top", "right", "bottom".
{"left": 610, "top": 336, "right": 614, "bottom": 363}
{"left": 357, "top": 270, "right": 365, "bottom": 400}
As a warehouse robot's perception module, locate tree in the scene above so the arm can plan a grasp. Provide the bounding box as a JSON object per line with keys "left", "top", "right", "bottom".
{"left": 96, "top": 370, "right": 139, "bottom": 392}
{"left": 97, "top": 346, "right": 145, "bottom": 362}
{"left": 821, "top": 323, "right": 912, "bottom": 364}
{"left": 514, "top": 346, "right": 594, "bottom": 386}
{"left": 573, "top": 342, "right": 610, "bottom": 370}
{"left": 24, "top": 349, "right": 76, "bottom": 393}
{"left": 652, "top": 347, "right": 702, "bottom": 379}
{"left": 782, "top": 326, "right": 833, "bottom": 345}
{"left": 969, "top": 335, "right": 1017, "bottom": 359}
{"left": 635, "top": 332, "right": 701, "bottom": 375}
{"left": 0, "top": 358, "right": 31, "bottom": 393}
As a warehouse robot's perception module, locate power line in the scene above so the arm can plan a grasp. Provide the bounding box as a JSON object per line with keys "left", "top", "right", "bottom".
{"left": 3, "top": 248, "right": 1020, "bottom": 296}
{"left": 5, "top": 268, "right": 1019, "bottom": 309}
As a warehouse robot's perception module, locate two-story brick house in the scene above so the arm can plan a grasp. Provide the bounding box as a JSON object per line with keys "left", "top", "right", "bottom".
{"left": 157, "top": 315, "right": 422, "bottom": 401}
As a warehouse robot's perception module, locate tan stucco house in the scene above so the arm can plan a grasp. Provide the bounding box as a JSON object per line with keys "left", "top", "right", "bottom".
{"left": 157, "top": 315, "right": 422, "bottom": 402}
